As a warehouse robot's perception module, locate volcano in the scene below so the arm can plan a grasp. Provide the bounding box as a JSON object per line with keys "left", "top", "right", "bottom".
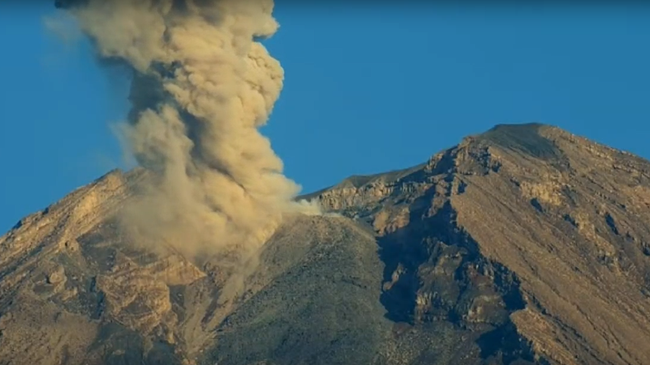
{"left": 2, "top": 123, "right": 650, "bottom": 365}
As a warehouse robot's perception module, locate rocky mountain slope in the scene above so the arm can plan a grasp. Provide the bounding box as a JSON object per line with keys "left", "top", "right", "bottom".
{"left": 2, "top": 123, "right": 650, "bottom": 365}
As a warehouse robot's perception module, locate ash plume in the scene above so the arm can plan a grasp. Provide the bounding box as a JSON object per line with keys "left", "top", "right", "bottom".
{"left": 54, "top": 0, "right": 320, "bottom": 295}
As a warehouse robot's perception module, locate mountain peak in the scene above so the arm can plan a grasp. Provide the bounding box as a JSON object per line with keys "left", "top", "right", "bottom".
{"left": 484, "top": 122, "right": 549, "bottom": 133}
{"left": 468, "top": 122, "right": 563, "bottom": 161}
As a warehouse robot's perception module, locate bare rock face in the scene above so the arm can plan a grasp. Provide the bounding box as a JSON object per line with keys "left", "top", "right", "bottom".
{"left": 313, "top": 123, "right": 650, "bottom": 365}
{"left": 2, "top": 123, "right": 650, "bottom": 364}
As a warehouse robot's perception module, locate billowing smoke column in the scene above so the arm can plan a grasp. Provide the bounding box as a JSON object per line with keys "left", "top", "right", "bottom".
{"left": 55, "top": 0, "right": 319, "bottom": 270}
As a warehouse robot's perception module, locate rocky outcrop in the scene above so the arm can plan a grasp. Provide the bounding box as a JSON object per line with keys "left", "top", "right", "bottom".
{"left": 312, "top": 123, "right": 650, "bottom": 365}
{"left": 2, "top": 123, "right": 650, "bottom": 364}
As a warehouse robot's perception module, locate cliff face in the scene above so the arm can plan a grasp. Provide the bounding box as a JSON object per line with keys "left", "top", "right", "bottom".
{"left": 2, "top": 123, "right": 650, "bottom": 365}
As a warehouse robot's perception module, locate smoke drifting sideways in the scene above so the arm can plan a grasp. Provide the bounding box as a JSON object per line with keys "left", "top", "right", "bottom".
{"left": 53, "top": 0, "right": 321, "bottom": 280}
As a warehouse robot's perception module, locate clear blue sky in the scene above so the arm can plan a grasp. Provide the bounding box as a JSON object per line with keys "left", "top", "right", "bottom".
{"left": 1, "top": 4, "right": 649, "bottom": 232}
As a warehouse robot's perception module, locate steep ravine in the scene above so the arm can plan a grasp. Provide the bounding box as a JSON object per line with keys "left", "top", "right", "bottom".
{"left": 313, "top": 141, "right": 547, "bottom": 364}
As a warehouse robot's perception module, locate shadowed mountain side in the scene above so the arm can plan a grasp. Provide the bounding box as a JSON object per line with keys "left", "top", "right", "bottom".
{"left": 206, "top": 215, "right": 391, "bottom": 365}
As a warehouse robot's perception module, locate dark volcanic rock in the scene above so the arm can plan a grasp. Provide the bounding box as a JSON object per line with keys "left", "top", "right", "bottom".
{"left": 2, "top": 123, "right": 650, "bottom": 365}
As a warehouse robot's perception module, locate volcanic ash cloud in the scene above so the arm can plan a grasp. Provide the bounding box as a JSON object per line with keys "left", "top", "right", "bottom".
{"left": 57, "top": 0, "right": 320, "bottom": 264}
